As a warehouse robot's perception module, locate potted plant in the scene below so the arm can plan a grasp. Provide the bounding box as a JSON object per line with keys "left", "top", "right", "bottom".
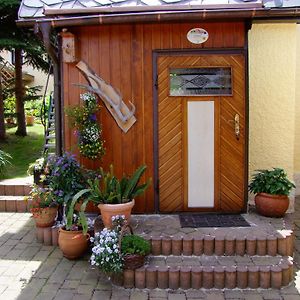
{"left": 27, "top": 155, "right": 48, "bottom": 185}
{"left": 58, "top": 193, "right": 90, "bottom": 259}
{"left": 249, "top": 168, "right": 295, "bottom": 217}
{"left": 26, "top": 185, "right": 58, "bottom": 227}
{"left": 74, "top": 165, "right": 151, "bottom": 228}
{"left": 90, "top": 215, "right": 150, "bottom": 275}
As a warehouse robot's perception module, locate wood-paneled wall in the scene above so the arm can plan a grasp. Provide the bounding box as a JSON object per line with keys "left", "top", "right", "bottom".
{"left": 62, "top": 21, "right": 246, "bottom": 213}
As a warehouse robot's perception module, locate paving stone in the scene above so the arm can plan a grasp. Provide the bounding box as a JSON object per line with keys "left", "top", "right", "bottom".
{"left": 77, "top": 284, "right": 94, "bottom": 296}
{"left": 149, "top": 290, "right": 168, "bottom": 298}
{"left": 168, "top": 292, "right": 186, "bottom": 300}
{"left": 130, "top": 289, "right": 148, "bottom": 300}
{"left": 282, "top": 296, "right": 300, "bottom": 300}
{"left": 92, "top": 290, "right": 112, "bottom": 299}
{"left": 261, "top": 290, "right": 282, "bottom": 300}
{"left": 205, "top": 293, "right": 225, "bottom": 300}
{"left": 224, "top": 290, "right": 244, "bottom": 299}
{"left": 35, "top": 291, "right": 57, "bottom": 300}
{"left": 53, "top": 289, "right": 74, "bottom": 300}
{"left": 185, "top": 290, "right": 206, "bottom": 298}
{"left": 73, "top": 294, "right": 92, "bottom": 300}
{"left": 42, "top": 283, "right": 62, "bottom": 293}
{"left": 61, "top": 280, "right": 80, "bottom": 290}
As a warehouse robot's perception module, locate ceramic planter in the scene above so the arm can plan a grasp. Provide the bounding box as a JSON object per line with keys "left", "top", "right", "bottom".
{"left": 254, "top": 193, "right": 289, "bottom": 218}
{"left": 98, "top": 199, "right": 135, "bottom": 228}
{"left": 31, "top": 207, "right": 58, "bottom": 227}
{"left": 58, "top": 227, "right": 90, "bottom": 259}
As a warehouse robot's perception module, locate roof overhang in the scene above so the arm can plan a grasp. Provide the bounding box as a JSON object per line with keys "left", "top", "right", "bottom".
{"left": 17, "top": 7, "right": 300, "bottom": 28}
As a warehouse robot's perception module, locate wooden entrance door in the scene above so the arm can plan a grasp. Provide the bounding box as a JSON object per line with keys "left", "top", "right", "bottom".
{"left": 157, "top": 53, "right": 247, "bottom": 213}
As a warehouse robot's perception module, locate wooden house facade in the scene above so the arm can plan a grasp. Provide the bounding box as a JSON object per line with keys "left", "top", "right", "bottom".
{"left": 18, "top": 0, "right": 300, "bottom": 214}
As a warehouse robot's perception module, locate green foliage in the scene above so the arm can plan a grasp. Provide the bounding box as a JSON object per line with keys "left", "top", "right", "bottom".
{"left": 0, "top": 0, "right": 49, "bottom": 72}
{"left": 79, "top": 164, "right": 151, "bottom": 204}
{"left": 0, "top": 124, "right": 44, "bottom": 179}
{"left": 249, "top": 168, "right": 295, "bottom": 196}
{"left": 65, "top": 92, "right": 105, "bottom": 160}
{"left": 66, "top": 189, "right": 89, "bottom": 235}
{"left": 0, "top": 149, "right": 11, "bottom": 175}
{"left": 26, "top": 184, "right": 57, "bottom": 209}
{"left": 121, "top": 235, "right": 150, "bottom": 256}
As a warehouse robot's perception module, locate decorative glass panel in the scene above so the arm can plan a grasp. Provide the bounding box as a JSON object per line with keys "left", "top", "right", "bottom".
{"left": 169, "top": 67, "right": 232, "bottom": 96}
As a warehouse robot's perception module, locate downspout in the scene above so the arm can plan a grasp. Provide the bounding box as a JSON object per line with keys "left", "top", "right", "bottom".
{"left": 37, "top": 22, "right": 63, "bottom": 156}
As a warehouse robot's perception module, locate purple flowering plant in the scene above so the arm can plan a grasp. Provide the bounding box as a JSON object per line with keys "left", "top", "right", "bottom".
{"left": 47, "top": 152, "right": 87, "bottom": 206}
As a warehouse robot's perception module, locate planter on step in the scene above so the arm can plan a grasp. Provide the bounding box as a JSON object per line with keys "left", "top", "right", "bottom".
{"left": 254, "top": 193, "right": 289, "bottom": 218}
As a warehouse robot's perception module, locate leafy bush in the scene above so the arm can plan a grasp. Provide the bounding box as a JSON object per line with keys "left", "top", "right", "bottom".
{"left": 0, "top": 150, "right": 12, "bottom": 176}
{"left": 121, "top": 235, "right": 150, "bottom": 256}
{"left": 79, "top": 164, "right": 151, "bottom": 204}
{"left": 249, "top": 168, "right": 295, "bottom": 196}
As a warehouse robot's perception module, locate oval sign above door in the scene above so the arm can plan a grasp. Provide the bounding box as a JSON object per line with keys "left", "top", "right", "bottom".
{"left": 187, "top": 28, "right": 209, "bottom": 44}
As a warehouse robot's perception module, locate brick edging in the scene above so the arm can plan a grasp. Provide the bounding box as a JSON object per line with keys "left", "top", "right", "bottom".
{"left": 148, "top": 233, "right": 294, "bottom": 257}
{"left": 122, "top": 259, "right": 294, "bottom": 289}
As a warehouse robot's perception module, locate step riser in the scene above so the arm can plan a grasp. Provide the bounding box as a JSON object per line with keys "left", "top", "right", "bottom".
{"left": 149, "top": 235, "right": 294, "bottom": 257}
{"left": 0, "top": 199, "right": 32, "bottom": 212}
{"left": 0, "top": 185, "right": 31, "bottom": 196}
{"left": 121, "top": 263, "right": 293, "bottom": 290}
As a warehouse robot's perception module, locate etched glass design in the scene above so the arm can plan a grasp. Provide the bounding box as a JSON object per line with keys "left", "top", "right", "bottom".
{"left": 169, "top": 67, "right": 232, "bottom": 96}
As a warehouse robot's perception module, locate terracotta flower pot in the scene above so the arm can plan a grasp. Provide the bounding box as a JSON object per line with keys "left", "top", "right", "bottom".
{"left": 254, "top": 193, "right": 289, "bottom": 218}
{"left": 58, "top": 227, "right": 90, "bottom": 259}
{"left": 26, "top": 115, "right": 34, "bottom": 126}
{"left": 31, "top": 207, "right": 58, "bottom": 228}
{"left": 98, "top": 199, "right": 135, "bottom": 229}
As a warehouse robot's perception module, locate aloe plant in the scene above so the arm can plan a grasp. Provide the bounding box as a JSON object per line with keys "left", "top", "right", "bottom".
{"left": 72, "top": 164, "right": 151, "bottom": 207}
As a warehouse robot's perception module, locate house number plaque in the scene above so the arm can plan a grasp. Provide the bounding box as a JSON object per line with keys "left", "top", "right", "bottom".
{"left": 187, "top": 28, "right": 209, "bottom": 44}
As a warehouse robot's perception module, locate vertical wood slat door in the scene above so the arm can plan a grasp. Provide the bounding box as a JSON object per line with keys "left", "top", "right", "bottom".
{"left": 157, "top": 54, "right": 246, "bottom": 213}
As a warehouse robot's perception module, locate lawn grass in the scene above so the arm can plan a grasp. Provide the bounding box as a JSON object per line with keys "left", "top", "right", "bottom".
{"left": 0, "top": 124, "right": 45, "bottom": 180}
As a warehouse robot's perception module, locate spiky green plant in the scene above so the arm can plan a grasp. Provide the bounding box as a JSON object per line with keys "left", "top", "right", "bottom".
{"left": 72, "top": 164, "right": 151, "bottom": 206}
{"left": 0, "top": 149, "right": 11, "bottom": 176}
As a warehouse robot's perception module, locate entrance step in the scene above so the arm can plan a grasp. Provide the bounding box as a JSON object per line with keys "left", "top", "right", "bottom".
{"left": 0, "top": 196, "right": 30, "bottom": 212}
{"left": 145, "top": 232, "right": 294, "bottom": 257}
{"left": 0, "top": 183, "right": 31, "bottom": 196}
{"left": 123, "top": 256, "right": 293, "bottom": 289}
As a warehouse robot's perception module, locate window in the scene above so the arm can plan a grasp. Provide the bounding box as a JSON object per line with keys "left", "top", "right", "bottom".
{"left": 169, "top": 67, "right": 232, "bottom": 96}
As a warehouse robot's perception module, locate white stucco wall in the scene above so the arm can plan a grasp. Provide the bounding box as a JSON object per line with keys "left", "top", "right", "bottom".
{"left": 248, "top": 23, "right": 297, "bottom": 207}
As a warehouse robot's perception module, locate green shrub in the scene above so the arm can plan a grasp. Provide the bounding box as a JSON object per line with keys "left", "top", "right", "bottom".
{"left": 121, "top": 235, "right": 150, "bottom": 256}
{"left": 249, "top": 168, "right": 295, "bottom": 196}
{"left": 0, "top": 150, "right": 12, "bottom": 176}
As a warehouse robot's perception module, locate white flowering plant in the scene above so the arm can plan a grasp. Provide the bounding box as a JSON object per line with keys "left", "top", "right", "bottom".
{"left": 65, "top": 92, "right": 105, "bottom": 160}
{"left": 90, "top": 215, "right": 125, "bottom": 274}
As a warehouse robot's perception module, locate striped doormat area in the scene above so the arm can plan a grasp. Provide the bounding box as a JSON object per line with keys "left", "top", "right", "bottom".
{"left": 179, "top": 214, "right": 251, "bottom": 228}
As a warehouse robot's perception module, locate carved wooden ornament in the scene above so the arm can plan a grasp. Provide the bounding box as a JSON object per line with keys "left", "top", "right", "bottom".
{"left": 76, "top": 61, "right": 136, "bottom": 133}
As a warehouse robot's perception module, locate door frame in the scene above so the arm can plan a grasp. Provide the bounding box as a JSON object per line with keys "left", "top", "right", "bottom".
{"left": 152, "top": 48, "right": 249, "bottom": 213}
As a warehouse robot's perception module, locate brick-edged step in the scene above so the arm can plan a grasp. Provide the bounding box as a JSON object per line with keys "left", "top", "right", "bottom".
{"left": 0, "top": 183, "right": 31, "bottom": 196}
{"left": 36, "top": 226, "right": 59, "bottom": 246}
{"left": 122, "top": 256, "right": 293, "bottom": 289}
{"left": 0, "top": 196, "right": 31, "bottom": 212}
{"left": 147, "top": 233, "right": 294, "bottom": 257}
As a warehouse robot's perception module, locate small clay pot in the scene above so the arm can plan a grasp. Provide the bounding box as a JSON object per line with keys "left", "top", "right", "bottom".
{"left": 255, "top": 193, "right": 289, "bottom": 218}
{"left": 58, "top": 227, "right": 90, "bottom": 259}
{"left": 31, "top": 207, "right": 58, "bottom": 228}
{"left": 98, "top": 200, "right": 135, "bottom": 228}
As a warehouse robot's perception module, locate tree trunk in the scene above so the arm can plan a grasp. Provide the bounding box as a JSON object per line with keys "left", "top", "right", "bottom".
{"left": 0, "top": 73, "right": 6, "bottom": 140}
{"left": 15, "top": 49, "right": 26, "bottom": 137}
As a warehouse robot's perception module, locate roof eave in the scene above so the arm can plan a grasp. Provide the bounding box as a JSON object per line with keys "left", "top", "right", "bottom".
{"left": 17, "top": 7, "right": 300, "bottom": 28}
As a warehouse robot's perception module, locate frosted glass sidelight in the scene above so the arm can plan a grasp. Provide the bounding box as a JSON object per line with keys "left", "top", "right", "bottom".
{"left": 188, "top": 101, "right": 214, "bottom": 208}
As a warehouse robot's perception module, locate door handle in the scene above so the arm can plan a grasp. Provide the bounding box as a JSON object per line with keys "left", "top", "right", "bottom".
{"left": 228, "top": 114, "right": 240, "bottom": 140}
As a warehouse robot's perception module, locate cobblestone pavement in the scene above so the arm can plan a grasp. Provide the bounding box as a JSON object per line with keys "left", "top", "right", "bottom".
{"left": 0, "top": 201, "right": 299, "bottom": 299}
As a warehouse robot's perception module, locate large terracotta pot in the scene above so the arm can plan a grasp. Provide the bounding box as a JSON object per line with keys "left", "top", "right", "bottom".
{"left": 98, "top": 199, "right": 135, "bottom": 229}
{"left": 58, "top": 227, "right": 90, "bottom": 259}
{"left": 254, "top": 193, "right": 289, "bottom": 218}
{"left": 31, "top": 207, "right": 58, "bottom": 228}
